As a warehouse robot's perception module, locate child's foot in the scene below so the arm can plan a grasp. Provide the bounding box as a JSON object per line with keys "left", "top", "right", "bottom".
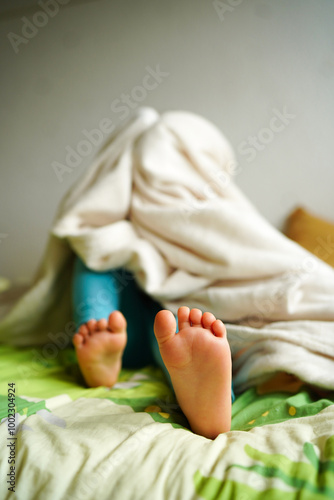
{"left": 154, "top": 307, "right": 232, "bottom": 439}
{"left": 72, "top": 311, "right": 127, "bottom": 388}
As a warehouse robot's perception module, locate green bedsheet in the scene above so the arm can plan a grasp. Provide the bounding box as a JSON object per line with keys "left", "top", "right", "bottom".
{"left": 1, "top": 345, "right": 334, "bottom": 499}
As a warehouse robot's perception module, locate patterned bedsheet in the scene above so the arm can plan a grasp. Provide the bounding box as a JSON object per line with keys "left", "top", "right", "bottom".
{"left": 1, "top": 344, "right": 334, "bottom": 500}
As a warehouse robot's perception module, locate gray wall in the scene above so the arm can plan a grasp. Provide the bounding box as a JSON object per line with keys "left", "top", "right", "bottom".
{"left": 1, "top": 0, "right": 334, "bottom": 282}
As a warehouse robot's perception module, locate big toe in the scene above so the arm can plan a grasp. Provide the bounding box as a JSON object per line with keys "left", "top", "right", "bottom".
{"left": 73, "top": 333, "right": 84, "bottom": 348}
{"left": 154, "top": 310, "right": 176, "bottom": 345}
{"left": 108, "top": 311, "right": 127, "bottom": 333}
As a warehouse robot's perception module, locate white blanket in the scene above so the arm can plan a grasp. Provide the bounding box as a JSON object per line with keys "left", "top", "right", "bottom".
{"left": 1, "top": 108, "right": 334, "bottom": 392}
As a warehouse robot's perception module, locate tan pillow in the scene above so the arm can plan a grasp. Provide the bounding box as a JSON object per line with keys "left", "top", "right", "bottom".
{"left": 285, "top": 207, "right": 334, "bottom": 267}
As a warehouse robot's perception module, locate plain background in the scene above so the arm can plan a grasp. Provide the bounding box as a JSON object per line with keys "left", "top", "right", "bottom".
{"left": 1, "top": 0, "right": 334, "bottom": 283}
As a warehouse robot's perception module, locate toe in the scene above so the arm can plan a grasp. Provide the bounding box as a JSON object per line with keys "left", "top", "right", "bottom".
{"left": 189, "top": 308, "right": 202, "bottom": 327}
{"left": 154, "top": 310, "right": 177, "bottom": 345}
{"left": 177, "top": 306, "right": 191, "bottom": 330}
{"left": 202, "top": 312, "right": 216, "bottom": 330}
{"left": 97, "top": 318, "right": 108, "bottom": 331}
{"left": 211, "top": 319, "right": 226, "bottom": 338}
{"left": 72, "top": 333, "right": 84, "bottom": 348}
{"left": 78, "top": 324, "right": 89, "bottom": 337}
{"left": 87, "top": 319, "right": 97, "bottom": 334}
{"left": 108, "top": 311, "right": 127, "bottom": 333}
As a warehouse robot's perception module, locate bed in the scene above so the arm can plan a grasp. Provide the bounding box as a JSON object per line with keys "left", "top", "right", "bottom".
{"left": 1, "top": 338, "right": 334, "bottom": 499}
{"left": 1, "top": 109, "right": 334, "bottom": 499}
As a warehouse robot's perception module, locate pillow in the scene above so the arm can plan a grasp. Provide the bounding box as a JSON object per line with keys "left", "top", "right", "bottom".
{"left": 285, "top": 207, "right": 334, "bottom": 267}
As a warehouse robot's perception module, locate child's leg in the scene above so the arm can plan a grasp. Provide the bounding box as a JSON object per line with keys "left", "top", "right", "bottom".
{"left": 71, "top": 258, "right": 155, "bottom": 385}
{"left": 71, "top": 257, "right": 235, "bottom": 434}
{"left": 154, "top": 307, "right": 232, "bottom": 439}
{"left": 72, "top": 257, "right": 120, "bottom": 326}
{"left": 145, "top": 300, "right": 235, "bottom": 403}
{"left": 72, "top": 258, "right": 127, "bottom": 387}
{"left": 117, "top": 271, "right": 157, "bottom": 368}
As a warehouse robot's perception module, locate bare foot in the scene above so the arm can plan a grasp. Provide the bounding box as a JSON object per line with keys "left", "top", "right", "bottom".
{"left": 154, "top": 307, "right": 232, "bottom": 439}
{"left": 72, "top": 311, "right": 127, "bottom": 388}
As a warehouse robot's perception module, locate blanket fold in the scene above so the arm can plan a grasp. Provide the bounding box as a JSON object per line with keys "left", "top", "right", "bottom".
{"left": 1, "top": 107, "right": 334, "bottom": 392}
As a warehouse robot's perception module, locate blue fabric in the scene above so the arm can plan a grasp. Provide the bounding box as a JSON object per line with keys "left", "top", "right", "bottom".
{"left": 72, "top": 257, "right": 162, "bottom": 369}
{"left": 72, "top": 257, "right": 235, "bottom": 401}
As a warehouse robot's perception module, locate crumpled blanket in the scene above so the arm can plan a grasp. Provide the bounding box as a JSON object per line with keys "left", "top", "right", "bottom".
{"left": 1, "top": 107, "right": 334, "bottom": 393}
